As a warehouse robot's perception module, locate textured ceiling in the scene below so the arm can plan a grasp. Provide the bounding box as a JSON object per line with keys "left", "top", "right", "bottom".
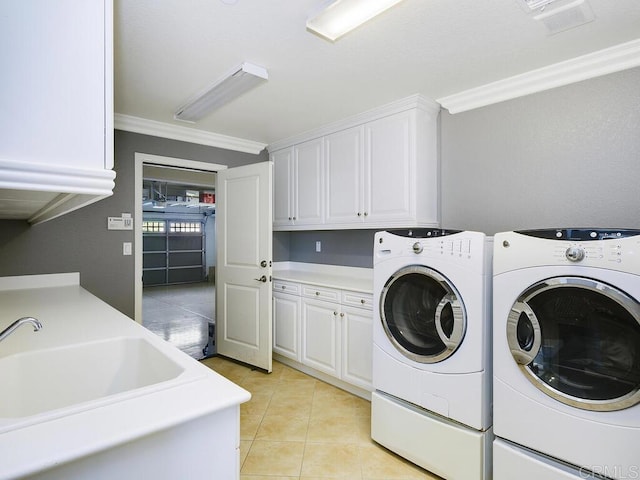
{"left": 114, "top": 0, "right": 640, "bottom": 146}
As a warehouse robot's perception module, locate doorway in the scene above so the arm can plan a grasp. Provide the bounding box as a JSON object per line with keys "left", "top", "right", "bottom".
{"left": 134, "top": 153, "right": 227, "bottom": 358}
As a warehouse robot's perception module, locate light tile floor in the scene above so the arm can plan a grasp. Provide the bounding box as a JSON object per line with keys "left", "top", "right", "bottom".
{"left": 143, "top": 282, "right": 214, "bottom": 359}
{"left": 201, "top": 356, "right": 442, "bottom": 480}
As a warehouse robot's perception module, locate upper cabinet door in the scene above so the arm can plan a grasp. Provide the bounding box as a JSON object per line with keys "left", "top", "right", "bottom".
{"left": 294, "top": 138, "right": 324, "bottom": 225}
{"left": 271, "top": 147, "right": 294, "bottom": 227}
{"left": 0, "top": 0, "right": 115, "bottom": 224}
{"left": 363, "top": 110, "right": 414, "bottom": 224}
{"left": 1, "top": 0, "right": 112, "bottom": 171}
{"left": 325, "top": 126, "right": 364, "bottom": 225}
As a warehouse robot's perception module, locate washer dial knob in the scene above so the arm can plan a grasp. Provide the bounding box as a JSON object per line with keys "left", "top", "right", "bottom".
{"left": 565, "top": 246, "right": 585, "bottom": 262}
{"left": 412, "top": 242, "right": 423, "bottom": 254}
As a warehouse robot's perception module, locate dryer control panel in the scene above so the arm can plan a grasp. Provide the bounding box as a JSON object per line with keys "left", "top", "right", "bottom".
{"left": 494, "top": 229, "right": 640, "bottom": 275}
{"left": 517, "top": 228, "right": 640, "bottom": 241}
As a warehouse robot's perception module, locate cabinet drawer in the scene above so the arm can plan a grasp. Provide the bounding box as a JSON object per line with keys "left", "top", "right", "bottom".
{"left": 301, "top": 285, "right": 340, "bottom": 302}
{"left": 273, "top": 280, "right": 300, "bottom": 295}
{"left": 341, "top": 291, "right": 373, "bottom": 310}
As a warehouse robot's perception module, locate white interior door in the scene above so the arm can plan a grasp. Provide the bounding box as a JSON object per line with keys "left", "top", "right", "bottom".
{"left": 216, "top": 161, "right": 273, "bottom": 372}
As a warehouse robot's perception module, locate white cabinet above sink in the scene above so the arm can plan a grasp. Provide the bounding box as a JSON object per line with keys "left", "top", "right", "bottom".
{"left": 0, "top": 0, "right": 115, "bottom": 224}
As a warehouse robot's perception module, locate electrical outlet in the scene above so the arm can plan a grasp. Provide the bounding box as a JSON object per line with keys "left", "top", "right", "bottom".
{"left": 315, "top": 241, "right": 321, "bottom": 253}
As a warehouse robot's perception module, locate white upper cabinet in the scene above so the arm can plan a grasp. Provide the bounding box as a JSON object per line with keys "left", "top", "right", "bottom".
{"left": 272, "top": 138, "right": 324, "bottom": 228}
{"left": 272, "top": 148, "right": 294, "bottom": 227}
{"left": 294, "top": 138, "right": 324, "bottom": 225}
{"left": 0, "top": 0, "right": 115, "bottom": 224}
{"left": 325, "top": 126, "right": 364, "bottom": 225}
{"left": 269, "top": 95, "right": 440, "bottom": 231}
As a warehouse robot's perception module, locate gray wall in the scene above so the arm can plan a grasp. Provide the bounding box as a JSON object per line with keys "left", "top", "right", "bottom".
{"left": 441, "top": 66, "right": 640, "bottom": 234}
{"left": 0, "top": 130, "right": 266, "bottom": 317}
{"left": 286, "top": 230, "right": 377, "bottom": 268}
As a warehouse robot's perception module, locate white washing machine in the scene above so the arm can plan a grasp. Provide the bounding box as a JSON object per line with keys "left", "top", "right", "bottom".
{"left": 371, "top": 229, "right": 493, "bottom": 480}
{"left": 493, "top": 229, "right": 640, "bottom": 480}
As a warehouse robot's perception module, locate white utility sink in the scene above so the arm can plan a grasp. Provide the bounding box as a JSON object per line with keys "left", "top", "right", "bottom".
{"left": 0, "top": 337, "right": 185, "bottom": 419}
{"left": 0, "top": 273, "right": 250, "bottom": 480}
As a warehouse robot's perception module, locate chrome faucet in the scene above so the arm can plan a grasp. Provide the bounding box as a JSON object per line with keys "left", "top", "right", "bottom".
{"left": 0, "top": 317, "right": 43, "bottom": 343}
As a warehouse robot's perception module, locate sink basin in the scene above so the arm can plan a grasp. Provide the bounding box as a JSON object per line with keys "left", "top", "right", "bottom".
{"left": 0, "top": 337, "right": 185, "bottom": 419}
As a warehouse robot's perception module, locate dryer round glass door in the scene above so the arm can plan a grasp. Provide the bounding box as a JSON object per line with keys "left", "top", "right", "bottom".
{"left": 380, "top": 265, "right": 466, "bottom": 363}
{"left": 507, "top": 276, "right": 640, "bottom": 411}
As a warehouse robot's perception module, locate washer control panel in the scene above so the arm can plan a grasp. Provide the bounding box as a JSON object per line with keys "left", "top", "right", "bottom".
{"left": 408, "top": 236, "right": 474, "bottom": 259}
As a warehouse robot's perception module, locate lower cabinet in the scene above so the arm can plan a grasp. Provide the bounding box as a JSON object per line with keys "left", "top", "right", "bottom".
{"left": 272, "top": 291, "right": 301, "bottom": 362}
{"left": 273, "top": 279, "right": 373, "bottom": 391}
{"left": 301, "top": 297, "right": 341, "bottom": 377}
{"left": 341, "top": 305, "right": 373, "bottom": 390}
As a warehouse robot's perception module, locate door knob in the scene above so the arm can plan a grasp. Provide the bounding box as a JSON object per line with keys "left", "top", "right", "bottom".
{"left": 254, "top": 275, "right": 267, "bottom": 283}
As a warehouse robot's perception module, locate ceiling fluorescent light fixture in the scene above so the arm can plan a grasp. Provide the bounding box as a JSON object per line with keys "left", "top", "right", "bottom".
{"left": 174, "top": 62, "right": 268, "bottom": 122}
{"left": 307, "top": 0, "right": 405, "bottom": 42}
{"left": 521, "top": 0, "right": 559, "bottom": 11}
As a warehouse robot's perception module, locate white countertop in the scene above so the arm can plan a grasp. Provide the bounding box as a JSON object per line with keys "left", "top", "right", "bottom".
{"left": 273, "top": 262, "right": 373, "bottom": 293}
{"left": 0, "top": 273, "right": 250, "bottom": 479}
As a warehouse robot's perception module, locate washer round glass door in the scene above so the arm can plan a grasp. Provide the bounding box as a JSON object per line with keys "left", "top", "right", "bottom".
{"left": 380, "top": 265, "right": 466, "bottom": 363}
{"left": 508, "top": 276, "right": 640, "bottom": 411}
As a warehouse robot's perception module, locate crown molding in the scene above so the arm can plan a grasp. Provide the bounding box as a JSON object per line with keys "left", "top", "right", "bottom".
{"left": 114, "top": 114, "right": 267, "bottom": 155}
{"left": 438, "top": 38, "right": 640, "bottom": 114}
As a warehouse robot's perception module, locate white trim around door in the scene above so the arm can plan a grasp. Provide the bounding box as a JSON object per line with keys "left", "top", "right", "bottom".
{"left": 133, "top": 152, "right": 227, "bottom": 323}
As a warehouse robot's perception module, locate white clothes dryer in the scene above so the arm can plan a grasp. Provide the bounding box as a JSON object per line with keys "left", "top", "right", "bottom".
{"left": 493, "top": 229, "right": 640, "bottom": 480}
{"left": 371, "top": 229, "right": 493, "bottom": 480}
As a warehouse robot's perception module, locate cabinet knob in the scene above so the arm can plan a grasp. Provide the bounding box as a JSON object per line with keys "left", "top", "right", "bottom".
{"left": 340, "top": 313, "right": 344, "bottom": 317}
{"left": 333, "top": 311, "right": 338, "bottom": 316}
{"left": 282, "top": 285, "right": 286, "bottom": 290}
{"left": 360, "top": 299, "right": 365, "bottom": 304}
{"left": 357, "top": 212, "right": 361, "bottom": 217}
{"left": 288, "top": 217, "right": 292, "bottom": 220}
{"left": 315, "top": 291, "right": 320, "bottom": 296}
{"left": 364, "top": 212, "right": 368, "bottom": 217}
{"left": 293, "top": 217, "right": 296, "bottom": 220}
